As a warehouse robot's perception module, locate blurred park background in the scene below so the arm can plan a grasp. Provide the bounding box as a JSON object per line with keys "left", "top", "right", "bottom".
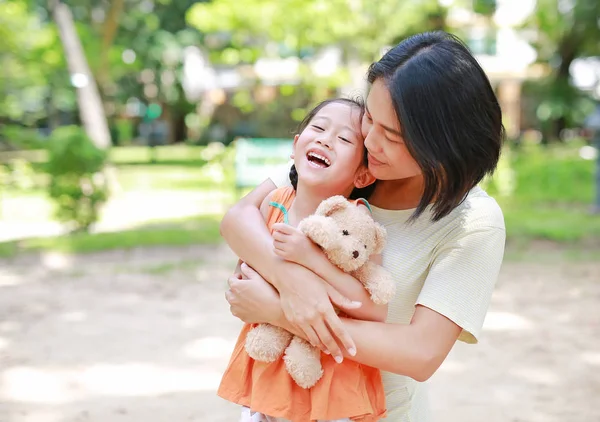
{"left": 1, "top": 0, "right": 599, "bottom": 421}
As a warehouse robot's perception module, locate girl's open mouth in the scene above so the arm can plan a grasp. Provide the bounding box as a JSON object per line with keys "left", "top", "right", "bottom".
{"left": 306, "top": 151, "right": 331, "bottom": 168}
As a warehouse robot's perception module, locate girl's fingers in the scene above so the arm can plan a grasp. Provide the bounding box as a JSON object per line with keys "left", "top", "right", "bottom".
{"left": 272, "top": 230, "right": 288, "bottom": 243}
{"left": 272, "top": 223, "right": 293, "bottom": 235}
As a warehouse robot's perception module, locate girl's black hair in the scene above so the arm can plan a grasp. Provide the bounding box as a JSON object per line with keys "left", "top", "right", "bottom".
{"left": 289, "top": 98, "right": 376, "bottom": 200}
{"left": 368, "top": 31, "right": 504, "bottom": 221}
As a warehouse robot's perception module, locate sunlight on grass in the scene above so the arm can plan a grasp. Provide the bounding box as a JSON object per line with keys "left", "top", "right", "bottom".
{"left": 0, "top": 215, "right": 222, "bottom": 258}
{"left": 2, "top": 143, "right": 598, "bottom": 258}
{"left": 502, "top": 202, "right": 600, "bottom": 241}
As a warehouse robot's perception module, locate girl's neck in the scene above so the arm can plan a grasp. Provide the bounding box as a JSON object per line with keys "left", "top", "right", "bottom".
{"left": 369, "top": 175, "right": 425, "bottom": 210}
{"left": 288, "top": 182, "right": 351, "bottom": 225}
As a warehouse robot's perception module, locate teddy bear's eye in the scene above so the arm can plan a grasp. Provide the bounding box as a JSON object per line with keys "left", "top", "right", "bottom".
{"left": 364, "top": 244, "right": 367, "bottom": 249}
{"left": 342, "top": 230, "right": 349, "bottom": 236}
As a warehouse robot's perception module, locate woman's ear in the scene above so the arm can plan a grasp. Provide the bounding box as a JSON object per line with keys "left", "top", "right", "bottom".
{"left": 354, "top": 167, "right": 376, "bottom": 189}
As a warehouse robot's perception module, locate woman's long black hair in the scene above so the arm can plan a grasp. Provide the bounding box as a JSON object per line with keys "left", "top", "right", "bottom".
{"left": 368, "top": 31, "right": 504, "bottom": 221}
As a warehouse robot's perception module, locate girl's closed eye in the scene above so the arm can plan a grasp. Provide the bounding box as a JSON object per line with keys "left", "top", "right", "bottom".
{"left": 339, "top": 136, "right": 352, "bottom": 143}
{"left": 312, "top": 125, "right": 324, "bottom": 131}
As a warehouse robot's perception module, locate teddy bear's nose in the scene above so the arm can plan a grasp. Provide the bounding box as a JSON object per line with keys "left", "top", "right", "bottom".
{"left": 352, "top": 250, "right": 359, "bottom": 259}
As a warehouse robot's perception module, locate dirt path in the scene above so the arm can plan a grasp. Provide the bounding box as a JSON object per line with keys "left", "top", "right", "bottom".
{"left": 0, "top": 246, "right": 598, "bottom": 422}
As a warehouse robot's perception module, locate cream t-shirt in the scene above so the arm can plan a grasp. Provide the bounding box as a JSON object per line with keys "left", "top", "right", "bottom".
{"left": 269, "top": 166, "right": 506, "bottom": 421}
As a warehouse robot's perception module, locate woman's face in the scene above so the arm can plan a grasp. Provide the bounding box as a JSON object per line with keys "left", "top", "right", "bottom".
{"left": 362, "top": 79, "right": 422, "bottom": 181}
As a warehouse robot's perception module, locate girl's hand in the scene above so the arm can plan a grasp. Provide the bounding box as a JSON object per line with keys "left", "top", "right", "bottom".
{"left": 225, "top": 263, "right": 282, "bottom": 325}
{"left": 272, "top": 223, "right": 321, "bottom": 268}
{"left": 275, "top": 261, "right": 361, "bottom": 363}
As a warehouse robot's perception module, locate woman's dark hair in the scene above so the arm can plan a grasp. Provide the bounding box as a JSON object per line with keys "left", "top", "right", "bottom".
{"left": 367, "top": 31, "right": 504, "bottom": 221}
{"left": 289, "top": 98, "right": 377, "bottom": 200}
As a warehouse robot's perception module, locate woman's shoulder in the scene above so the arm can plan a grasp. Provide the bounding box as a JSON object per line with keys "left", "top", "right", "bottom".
{"left": 453, "top": 186, "right": 505, "bottom": 231}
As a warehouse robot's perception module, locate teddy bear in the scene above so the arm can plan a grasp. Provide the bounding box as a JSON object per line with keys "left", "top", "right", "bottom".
{"left": 244, "top": 195, "right": 396, "bottom": 389}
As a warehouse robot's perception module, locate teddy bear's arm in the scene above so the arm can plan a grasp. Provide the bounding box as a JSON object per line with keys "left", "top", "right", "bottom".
{"left": 352, "top": 262, "right": 397, "bottom": 305}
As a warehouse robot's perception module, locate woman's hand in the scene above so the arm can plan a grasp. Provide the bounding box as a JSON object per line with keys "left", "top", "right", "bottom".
{"left": 274, "top": 261, "right": 361, "bottom": 363}
{"left": 272, "top": 222, "right": 321, "bottom": 268}
{"left": 225, "top": 263, "right": 282, "bottom": 325}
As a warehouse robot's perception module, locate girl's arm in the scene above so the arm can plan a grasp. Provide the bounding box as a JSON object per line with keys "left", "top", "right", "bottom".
{"left": 220, "top": 179, "right": 360, "bottom": 361}
{"left": 271, "top": 221, "right": 387, "bottom": 322}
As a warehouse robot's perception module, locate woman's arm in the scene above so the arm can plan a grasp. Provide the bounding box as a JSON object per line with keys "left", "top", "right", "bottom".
{"left": 228, "top": 221, "right": 505, "bottom": 380}
{"left": 311, "top": 253, "right": 387, "bottom": 322}
{"left": 220, "top": 179, "right": 360, "bottom": 361}
{"left": 229, "top": 263, "right": 459, "bottom": 380}
{"left": 279, "top": 306, "right": 461, "bottom": 382}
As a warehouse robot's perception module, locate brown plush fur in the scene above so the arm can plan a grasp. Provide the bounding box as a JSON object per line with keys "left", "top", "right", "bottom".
{"left": 245, "top": 196, "right": 396, "bottom": 389}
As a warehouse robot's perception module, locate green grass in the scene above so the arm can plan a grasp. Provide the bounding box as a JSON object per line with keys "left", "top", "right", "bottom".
{"left": 0, "top": 145, "right": 211, "bottom": 165}
{"left": 2, "top": 142, "right": 598, "bottom": 257}
{"left": 502, "top": 201, "right": 600, "bottom": 242}
{"left": 483, "top": 142, "right": 599, "bottom": 244}
{"left": 0, "top": 215, "right": 222, "bottom": 258}
{"left": 2, "top": 144, "right": 234, "bottom": 195}
{"left": 116, "top": 164, "right": 233, "bottom": 191}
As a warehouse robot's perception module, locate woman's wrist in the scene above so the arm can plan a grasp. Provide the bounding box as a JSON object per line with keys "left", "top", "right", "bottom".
{"left": 269, "top": 258, "right": 298, "bottom": 291}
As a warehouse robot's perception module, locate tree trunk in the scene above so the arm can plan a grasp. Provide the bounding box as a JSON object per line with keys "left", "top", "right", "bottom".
{"left": 551, "top": 40, "right": 577, "bottom": 141}
{"left": 98, "top": 0, "right": 125, "bottom": 105}
{"left": 50, "top": 0, "right": 121, "bottom": 194}
{"left": 50, "top": 0, "right": 111, "bottom": 149}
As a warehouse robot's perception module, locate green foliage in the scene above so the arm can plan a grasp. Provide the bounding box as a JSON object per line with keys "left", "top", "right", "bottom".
{"left": 524, "top": 0, "right": 600, "bottom": 138}
{"left": 187, "top": 0, "right": 447, "bottom": 64}
{"left": 521, "top": 78, "right": 597, "bottom": 136}
{"left": 509, "top": 144, "right": 594, "bottom": 204}
{"left": 0, "top": 1, "right": 71, "bottom": 124}
{"left": 45, "top": 126, "right": 108, "bottom": 232}
{"left": 472, "top": 0, "right": 496, "bottom": 16}
{"left": 528, "top": 0, "right": 600, "bottom": 63}
{"left": 1, "top": 125, "right": 47, "bottom": 150}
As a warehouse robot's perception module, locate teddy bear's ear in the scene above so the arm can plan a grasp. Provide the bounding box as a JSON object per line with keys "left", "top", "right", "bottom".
{"left": 298, "top": 215, "right": 340, "bottom": 250}
{"left": 315, "top": 195, "right": 349, "bottom": 217}
{"left": 373, "top": 222, "right": 387, "bottom": 254}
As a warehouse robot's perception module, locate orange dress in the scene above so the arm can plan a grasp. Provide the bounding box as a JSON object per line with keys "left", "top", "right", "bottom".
{"left": 218, "top": 187, "right": 387, "bottom": 422}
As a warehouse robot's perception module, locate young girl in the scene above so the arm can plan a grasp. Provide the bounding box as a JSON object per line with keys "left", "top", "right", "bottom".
{"left": 218, "top": 98, "right": 388, "bottom": 422}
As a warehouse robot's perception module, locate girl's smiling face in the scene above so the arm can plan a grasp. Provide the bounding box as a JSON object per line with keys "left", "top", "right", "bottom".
{"left": 293, "top": 102, "right": 373, "bottom": 196}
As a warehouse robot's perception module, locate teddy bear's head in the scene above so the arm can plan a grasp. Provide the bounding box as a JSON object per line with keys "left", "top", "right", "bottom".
{"left": 298, "top": 196, "right": 386, "bottom": 272}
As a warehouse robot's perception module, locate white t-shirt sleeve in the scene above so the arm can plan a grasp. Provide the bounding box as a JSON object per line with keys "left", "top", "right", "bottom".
{"left": 268, "top": 160, "right": 293, "bottom": 188}
{"left": 416, "top": 223, "right": 506, "bottom": 344}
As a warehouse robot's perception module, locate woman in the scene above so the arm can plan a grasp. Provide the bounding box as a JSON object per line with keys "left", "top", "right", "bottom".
{"left": 221, "top": 31, "right": 506, "bottom": 421}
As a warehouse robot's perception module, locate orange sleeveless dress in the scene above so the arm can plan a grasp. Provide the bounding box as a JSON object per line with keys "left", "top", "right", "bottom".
{"left": 218, "top": 187, "right": 387, "bottom": 422}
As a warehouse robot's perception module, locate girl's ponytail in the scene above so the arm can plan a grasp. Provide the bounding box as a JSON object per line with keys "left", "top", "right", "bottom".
{"left": 289, "top": 164, "right": 298, "bottom": 191}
